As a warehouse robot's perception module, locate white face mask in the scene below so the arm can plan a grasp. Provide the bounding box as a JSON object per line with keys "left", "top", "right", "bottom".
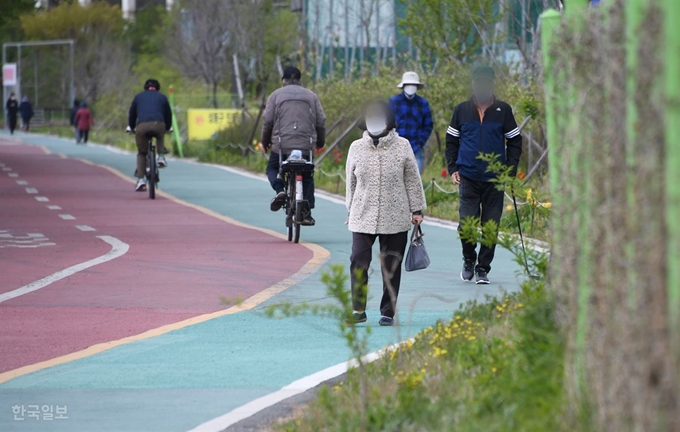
{"left": 365, "top": 116, "right": 387, "bottom": 136}
{"left": 403, "top": 85, "right": 418, "bottom": 97}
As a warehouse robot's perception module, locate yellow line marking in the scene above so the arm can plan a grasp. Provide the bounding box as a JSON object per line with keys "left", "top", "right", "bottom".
{"left": 0, "top": 158, "right": 330, "bottom": 385}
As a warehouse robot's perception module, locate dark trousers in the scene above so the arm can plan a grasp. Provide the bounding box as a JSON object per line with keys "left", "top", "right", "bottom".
{"left": 135, "top": 122, "right": 167, "bottom": 178}
{"left": 350, "top": 231, "right": 408, "bottom": 318}
{"left": 266, "top": 152, "right": 315, "bottom": 209}
{"left": 8, "top": 116, "right": 17, "bottom": 134}
{"left": 78, "top": 129, "right": 89, "bottom": 143}
{"left": 458, "top": 175, "right": 504, "bottom": 273}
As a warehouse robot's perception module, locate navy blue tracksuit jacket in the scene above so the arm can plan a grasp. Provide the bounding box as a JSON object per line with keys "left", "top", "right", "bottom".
{"left": 445, "top": 98, "right": 522, "bottom": 182}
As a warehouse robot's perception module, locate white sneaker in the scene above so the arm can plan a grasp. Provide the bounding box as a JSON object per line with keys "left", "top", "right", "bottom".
{"left": 135, "top": 178, "right": 147, "bottom": 192}
{"left": 157, "top": 155, "right": 167, "bottom": 168}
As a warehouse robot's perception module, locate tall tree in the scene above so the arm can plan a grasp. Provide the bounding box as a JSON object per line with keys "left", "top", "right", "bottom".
{"left": 21, "top": 2, "right": 133, "bottom": 105}
{"left": 225, "top": 0, "right": 298, "bottom": 97}
{"left": 164, "top": 0, "right": 232, "bottom": 108}
{"left": 0, "top": 0, "right": 35, "bottom": 44}
{"left": 399, "top": 0, "right": 501, "bottom": 65}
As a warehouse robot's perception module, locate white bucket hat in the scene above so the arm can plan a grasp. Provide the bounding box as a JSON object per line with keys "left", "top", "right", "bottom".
{"left": 397, "top": 71, "right": 423, "bottom": 88}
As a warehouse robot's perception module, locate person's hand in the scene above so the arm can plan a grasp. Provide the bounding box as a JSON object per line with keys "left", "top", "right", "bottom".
{"left": 451, "top": 171, "right": 461, "bottom": 185}
{"left": 412, "top": 214, "right": 423, "bottom": 225}
{"left": 262, "top": 145, "right": 269, "bottom": 155}
{"left": 125, "top": 126, "right": 134, "bottom": 133}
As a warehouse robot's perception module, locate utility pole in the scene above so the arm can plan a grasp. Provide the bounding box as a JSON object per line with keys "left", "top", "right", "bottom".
{"left": 344, "top": 0, "right": 350, "bottom": 78}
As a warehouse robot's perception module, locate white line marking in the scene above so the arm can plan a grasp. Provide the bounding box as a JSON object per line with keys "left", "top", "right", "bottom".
{"left": 47, "top": 205, "right": 61, "bottom": 210}
{"left": 16, "top": 180, "right": 28, "bottom": 185}
{"left": 0, "top": 163, "right": 4, "bottom": 167}
{"left": 35, "top": 197, "right": 49, "bottom": 202}
{"left": 75, "top": 225, "right": 96, "bottom": 232}
{"left": 58, "top": 214, "right": 76, "bottom": 220}
{"left": 187, "top": 340, "right": 410, "bottom": 432}
{"left": 2, "top": 167, "right": 11, "bottom": 171}
{"left": 0, "top": 236, "right": 130, "bottom": 304}
{"left": 8, "top": 173, "right": 18, "bottom": 177}
{"left": 25, "top": 188, "right": 38, "bottom": 194}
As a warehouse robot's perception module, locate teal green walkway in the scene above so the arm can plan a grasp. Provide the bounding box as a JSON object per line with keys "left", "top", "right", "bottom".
{"left": 0, "top": 133, "right": 523, "bottom": 432}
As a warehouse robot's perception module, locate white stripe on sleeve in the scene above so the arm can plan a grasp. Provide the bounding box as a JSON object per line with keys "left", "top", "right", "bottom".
{"left": 447, "top": 126, "right": 460, "bottom": 137}
{"left": 504, "top": 128, "right": 520, "bottom": 138}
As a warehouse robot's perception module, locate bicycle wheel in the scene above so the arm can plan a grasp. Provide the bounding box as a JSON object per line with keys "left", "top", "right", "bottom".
{"left": 147, "top": 145, "right": 156, "bottom": 200}
{"left": 286, "top": 174, "right": 294, "bottom": 242}
{"left": 293, "top": 204, "right": 301, "bottom": 243}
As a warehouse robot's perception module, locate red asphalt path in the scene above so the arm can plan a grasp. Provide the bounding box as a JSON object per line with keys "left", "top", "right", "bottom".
{"left": 0, "top": 141, "right": 312, "bottom": 373}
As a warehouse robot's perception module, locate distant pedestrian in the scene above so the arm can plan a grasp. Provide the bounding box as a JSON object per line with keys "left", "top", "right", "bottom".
{"left": 19, "top": 96, "right": 34, "bottom": 132}
{"left": 388, "top": 71, "right": 434, "bottom": 174}
{"left": 5, "top": 93, "right": 19, "bottom": 135}
{"left": 70, "top": 99, "right": 81, "bottom": 142}
{"left": 74, "top": 102, "right": 93, "bottom": 144}
{"left": 345, "top": 100, "right": 426, "bottom": 327}
{"left": 446, "top": 66, "right": 523, "bottom": 284}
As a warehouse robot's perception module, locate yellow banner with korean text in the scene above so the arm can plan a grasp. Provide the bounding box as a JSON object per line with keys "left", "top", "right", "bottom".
{"left": 187, "top": 109, "right": 243, "bottom": 140}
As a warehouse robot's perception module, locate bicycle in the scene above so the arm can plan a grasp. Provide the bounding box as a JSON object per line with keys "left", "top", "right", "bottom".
{"left": 279, "top": 150, "right": 315, "bottom": 243}
{"left": 126, "top": 129, "right": 162, "bottom": 200}
{"left": 144, "top": 133, "right": 159, "bottom": 199}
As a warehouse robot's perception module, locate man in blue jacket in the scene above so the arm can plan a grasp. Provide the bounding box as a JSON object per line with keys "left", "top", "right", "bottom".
{"left": 445, "top": 66, "right": 522, "bottom": 284}
{"left": 127, "top": 78, "right": 173, "bottom": 192}
{"left": 389, "top": 71, "right": 433, "bottom": 173}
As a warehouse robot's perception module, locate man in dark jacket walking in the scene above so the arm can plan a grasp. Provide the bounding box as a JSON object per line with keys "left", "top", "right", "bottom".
{"left": 19, "top": 96, "right": 34, "bottom": 131}
{"left": 127, "top": 78, "right": 173, "bottom": 192}
{"left": 446, "top": 66, "right": 522, "bottom": 284}
{"left": 261, "top": 66, "right": 326, "bottom": 225}
{"left": 5, "top": 93, "right": 19, "bottom": 135}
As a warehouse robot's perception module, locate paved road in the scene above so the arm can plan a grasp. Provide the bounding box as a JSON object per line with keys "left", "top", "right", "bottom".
{"left": 0, "top": 132, "right": 523, "bottom": 432}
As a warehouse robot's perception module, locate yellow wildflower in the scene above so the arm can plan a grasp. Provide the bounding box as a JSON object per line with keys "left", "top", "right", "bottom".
{"left": 432, "top": 347, "right": 448, "bottom": 358}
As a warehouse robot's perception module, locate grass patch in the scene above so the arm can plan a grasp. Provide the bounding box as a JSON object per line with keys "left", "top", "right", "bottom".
{"left": 275, "top": 280, "right": 587, "bottom": 432}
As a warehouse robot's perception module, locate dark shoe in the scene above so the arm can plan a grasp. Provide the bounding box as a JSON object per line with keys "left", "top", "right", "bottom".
{"left": 460, "top": 260, "right": 475, "bottom": 281}
{"left": 270, "top": 191, "right": 287, "bottom": 212}
{"left": 475, "top": 269, "right": 490, "bottom": 285}
{"left": 300, "top": 215, "right": 315, "bottom": 226}
{"left": 345, "top": 311, "right": 367, "bottom": 324}
{"left": 378, "top": 316, "right": 395, "bottom": 326}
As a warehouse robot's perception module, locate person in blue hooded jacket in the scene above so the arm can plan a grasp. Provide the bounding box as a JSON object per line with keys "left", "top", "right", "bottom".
{"left": 445, "top": 66, "right": 522, "bottom": 285}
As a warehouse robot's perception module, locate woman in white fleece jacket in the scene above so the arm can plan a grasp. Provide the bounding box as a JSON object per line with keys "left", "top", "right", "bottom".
{"left": 345, "top": 100, "right": 427, "bottom": 326}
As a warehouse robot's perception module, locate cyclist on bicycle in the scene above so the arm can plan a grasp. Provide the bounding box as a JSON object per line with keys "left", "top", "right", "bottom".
{"left": 262, "top": 66, "right": 326, "bottom": 225}
{"left": 127, "top": 78, "right": 173, "bottom": 192}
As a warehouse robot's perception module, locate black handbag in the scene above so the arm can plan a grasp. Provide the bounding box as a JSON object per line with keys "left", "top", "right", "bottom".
{"left": 405, "top": 225, "right": 430, "bottom": 272}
